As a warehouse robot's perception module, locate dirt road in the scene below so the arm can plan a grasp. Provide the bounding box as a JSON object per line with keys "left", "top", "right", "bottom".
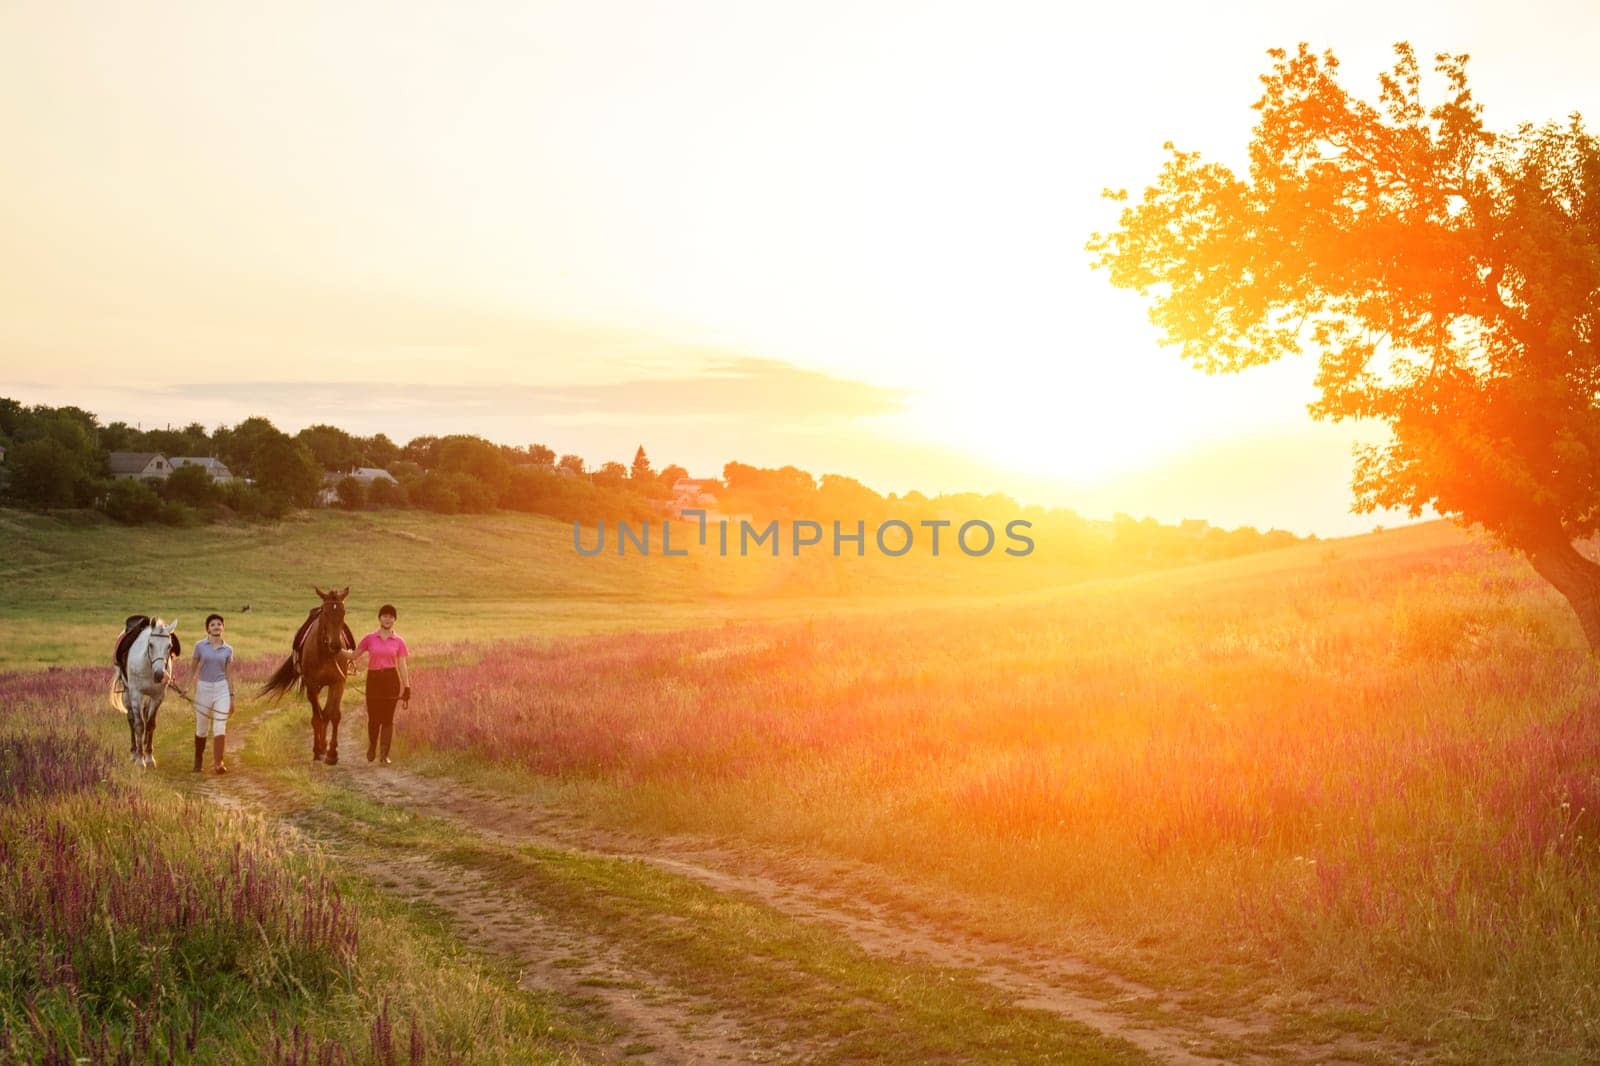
{"left": 204, "top": 715, "right": 1398, "bottom": 1065}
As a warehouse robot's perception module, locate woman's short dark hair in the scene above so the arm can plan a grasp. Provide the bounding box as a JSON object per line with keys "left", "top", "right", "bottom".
{"left": 205, "top": 613, "right": 224, "bottom": 628}
{"left": 378, "top": 604, "right": 398, "bottom": 619}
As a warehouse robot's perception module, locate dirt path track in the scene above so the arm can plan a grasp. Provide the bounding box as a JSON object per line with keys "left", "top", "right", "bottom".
{"left": 203, "top": 711, "right": 1398, "bottom": 1065}
{"left": 343, "top": 766, "right": 1381, "bottom": 1066}
{"left": 204, "top": 717, "right": 790, "bottom": 1062}
{"left": 362, "top": 851, "right": 785, "bottom": 1064}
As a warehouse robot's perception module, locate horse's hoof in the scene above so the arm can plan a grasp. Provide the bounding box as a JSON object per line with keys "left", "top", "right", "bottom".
{"left": 312, "top": 752, "right": 324, "bottom": 763}
{"left": 325, "top": 752, "right": 339, "bottom": 766}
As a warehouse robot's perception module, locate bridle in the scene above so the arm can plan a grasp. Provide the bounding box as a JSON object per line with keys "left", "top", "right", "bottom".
{"left": 143, "top": 631, "right": 173, "bottom": 684}
{"left": 316, "top": 602, "right": 345, "bottom": 656}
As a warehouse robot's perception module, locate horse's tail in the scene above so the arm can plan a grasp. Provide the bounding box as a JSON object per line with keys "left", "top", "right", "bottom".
{"left": 258, "top": 654, "right": 302, "bottom": 699}
{"left": 109, "top": 674, "right": 127, "bottom": 715}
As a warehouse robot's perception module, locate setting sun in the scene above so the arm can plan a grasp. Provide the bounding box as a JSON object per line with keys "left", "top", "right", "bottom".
{"left": 8, "top": 2, "right": 1594, "bottom": 533}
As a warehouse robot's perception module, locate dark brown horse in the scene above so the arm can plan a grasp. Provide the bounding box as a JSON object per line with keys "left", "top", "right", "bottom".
{"left": 260, "top": 586, "right": 356, "bottom": 765}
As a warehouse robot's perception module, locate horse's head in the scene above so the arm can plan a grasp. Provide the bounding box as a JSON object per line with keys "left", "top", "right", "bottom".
{"left": 145, "top": 620, "right": 178, "bottom": 683}
{"left": 313, "top": 586, "right": 351, "bottom": 646}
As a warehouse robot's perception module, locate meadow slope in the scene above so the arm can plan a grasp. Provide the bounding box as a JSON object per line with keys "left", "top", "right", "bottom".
{"left": 0, "top": 507, "right": 1097, "bottom": 671}
{"left": 6, "top": 510, "right": 1597, "bottom": 1062}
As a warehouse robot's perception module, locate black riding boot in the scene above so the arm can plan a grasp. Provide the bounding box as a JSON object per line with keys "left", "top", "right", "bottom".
{"left": 193, "top": 736, "right": 206, "bottom": 772}
{"left": 379, "top": 721, "right": 393, "bottom": 765}
{"left": 367, "top": 716, "right": 379, "bottom": 762}
{"left": 213, "top": 735, "right": 229, "bottom": 774}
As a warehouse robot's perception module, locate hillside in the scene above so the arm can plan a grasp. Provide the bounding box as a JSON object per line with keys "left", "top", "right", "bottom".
{"left": 0, "top": 506, "right": 1310, "bottom": 671}
{"left": 12, "top": 507, "right": 1600, "bottom": 1060}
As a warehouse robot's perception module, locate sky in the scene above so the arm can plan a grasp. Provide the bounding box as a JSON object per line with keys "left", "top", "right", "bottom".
{"left": 2, "top": 1, "right": 1597, "bottom": 535}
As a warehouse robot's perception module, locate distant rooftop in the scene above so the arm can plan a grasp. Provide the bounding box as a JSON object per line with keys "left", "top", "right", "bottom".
{"left": 107, "top": 451, "right": 166, "bottom": 474}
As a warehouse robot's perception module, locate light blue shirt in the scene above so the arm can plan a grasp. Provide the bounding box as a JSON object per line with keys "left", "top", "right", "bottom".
{"left": 194, "top": 640, "right": 233, "bottom": 683}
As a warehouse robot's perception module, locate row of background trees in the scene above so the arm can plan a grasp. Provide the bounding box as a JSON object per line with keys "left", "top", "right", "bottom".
{"left": 0, "top": 397, "right": 1304, "bottom": 564}
{"left": 0, "top": 399, "right": 671, "bottom": 525}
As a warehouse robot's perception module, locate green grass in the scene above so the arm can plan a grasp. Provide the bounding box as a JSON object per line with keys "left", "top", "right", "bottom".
{"left": 261, "top": 517, "right": 1600, "bottom": 1063}
{"left": 0, "top": 739, "right": 598, "bottom": 1063}
{"left": 14, "top": 505, "right": 1589, "bottom": 1061}
{"left": 0, "top": 507, "right": 1087, "bottom": 672}
{"left": 3, "top": 652, "right": 1166, "bottom": 1063}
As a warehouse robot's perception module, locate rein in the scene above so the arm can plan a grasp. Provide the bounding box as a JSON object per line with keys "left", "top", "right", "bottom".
{"left": 139, "top": 636, "right": 175, "bottom": 683}
{"left": 316, "top": 610, "right": 344, "bottom": 656}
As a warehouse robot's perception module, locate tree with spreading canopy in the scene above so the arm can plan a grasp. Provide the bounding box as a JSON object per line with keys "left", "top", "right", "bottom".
{"left": 296, "top": 423, "right": 361, "bottom": 472}
{"left": 213, "top": 416, "right": 286, "bottom": 480}
{"left": 592, "top": 461, "right": 628, "bottom": 489}
{"left": 251, "top": 437, "right": 321, "bottom": 509}
{"left": 8, "top": 439, "right": 90, "bottom": 507}
{"left": 435, "top": 435, "right": 511, "bottom": 500}
{"left": 1088, "top": 43, "right": 1600, "bottom": 650}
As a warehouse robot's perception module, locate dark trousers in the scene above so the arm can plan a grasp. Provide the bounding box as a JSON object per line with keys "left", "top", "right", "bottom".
{"left": 366, "top": 668, "right": 401, "bottom": 757}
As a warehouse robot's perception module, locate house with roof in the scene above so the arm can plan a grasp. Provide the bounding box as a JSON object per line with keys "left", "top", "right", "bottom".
{"left": 670, "top": 477, "right": 720, "bottom": 510}
{"left": 108, "top": 452, "right": 172, "bottom": 481}
{"left": 317, "top": 466, "right": 400, "bottom": 506}
{"left": 667, "top": 477, "right": 739, "bottom": 522}
{"left": 170, "top": 456, "right": 237, "bottom": 483}
{"left": 346, "top": 466, "right": 399, "bottom": 486}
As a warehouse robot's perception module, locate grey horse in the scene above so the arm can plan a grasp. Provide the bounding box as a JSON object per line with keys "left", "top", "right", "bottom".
{"left": 111, "top": 620, "right": 180, "bottom": 767}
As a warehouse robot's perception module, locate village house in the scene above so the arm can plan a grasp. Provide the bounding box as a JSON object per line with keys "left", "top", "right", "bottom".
{"left": 347, "top": 466, "right": 399, "bottom": 486}
{"left": 662, "top": 477, "right": 753, "bottom": 528}
{"left": 170, "top": 456, "right": 238, "bottom": 483}
{"left": 107, "top": 452, "right": 172, "bottom": 482}
{"left": 317, "top": 465, "right": 400, "bottom": 505}
{"left": 667, "top": 477, "right": 720, "bottom": 518}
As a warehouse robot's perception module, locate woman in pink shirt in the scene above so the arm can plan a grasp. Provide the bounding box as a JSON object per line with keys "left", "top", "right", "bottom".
{"left": 349, "top": 603, "right": 411, "bottom": 764}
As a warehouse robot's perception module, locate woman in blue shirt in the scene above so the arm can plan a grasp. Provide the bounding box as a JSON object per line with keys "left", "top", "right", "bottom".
{"left": 186, "top": 613, "right": 237, "bottom": 773}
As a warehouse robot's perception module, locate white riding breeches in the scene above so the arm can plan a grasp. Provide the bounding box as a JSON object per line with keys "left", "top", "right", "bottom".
{"left": 194, "top": 679, "right": 232, "bottom": 737}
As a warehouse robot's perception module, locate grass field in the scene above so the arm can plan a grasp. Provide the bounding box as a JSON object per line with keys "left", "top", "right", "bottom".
{"left": 367, "top": 520, "right": 1600, "bottom": 1060}
{"left": 5, "top": 508, "right": 1597, "bottom": 1062}
{"left": 2, "top": 626, "right": 1164, "bottom": 1062}
{"left": 0, "top": 507, "right": 1091, "bottom": 672}
{"left": 0, "top": 668, "right": 601, "bottom": 1063}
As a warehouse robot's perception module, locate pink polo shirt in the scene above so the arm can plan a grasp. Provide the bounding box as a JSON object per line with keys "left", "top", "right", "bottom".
{"left": 357, "top": 631, "right": 409, "bottom": 670}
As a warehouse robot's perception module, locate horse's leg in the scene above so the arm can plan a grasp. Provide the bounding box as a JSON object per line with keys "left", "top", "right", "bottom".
{"left": 126, "top": 687, "right": 141, "bottom": 763}
{"left": 325, "top": 675, "right": 344, "bottom": 766}
{"left": 310, "top": 686, "right": 327, "bottom": 761}
{"left": 143, "top": 697, "right": 159, "bottom": 768}
{"left": 134, "top": 695, "right": 152, "bottom": 768}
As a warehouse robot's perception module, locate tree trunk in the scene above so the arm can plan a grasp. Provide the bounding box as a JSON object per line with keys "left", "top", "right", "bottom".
{"left": 1524, "top": 538, "right": 1600, "bottom": 653}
